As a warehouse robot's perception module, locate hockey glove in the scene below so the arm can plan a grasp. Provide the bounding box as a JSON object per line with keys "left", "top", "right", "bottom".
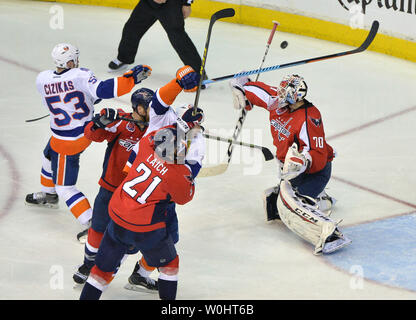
{"left": 176, "top": 65, "right": 199, "bottom": 92}
{"left": 181, "top": 107, "right": 204, "bottom": 129}
{"left": 123, "top": 65, "right": 152, "bottom": 84}
{"left": 229, "top": 75, "right": 252, "bottom": 111}
{"left": 176, "top": 104, "right": 204, "bottom": 132}
{"left": 92, "top": 108, "right": 118, "bottom": 129}
{"left": 281, "top": 143, "right": 311, "bottom": 181}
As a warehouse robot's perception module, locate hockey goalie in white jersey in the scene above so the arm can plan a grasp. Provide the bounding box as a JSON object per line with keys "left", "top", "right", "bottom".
{"left": 25, "top": 43, "right": 151, "bottom": 230}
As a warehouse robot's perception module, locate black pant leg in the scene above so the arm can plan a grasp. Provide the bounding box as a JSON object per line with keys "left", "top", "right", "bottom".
{"left": 157, "top": 0, "right": 202, "bottom": 72}
{"left": 117, "top": 0, "right": 158, "bottom": 64}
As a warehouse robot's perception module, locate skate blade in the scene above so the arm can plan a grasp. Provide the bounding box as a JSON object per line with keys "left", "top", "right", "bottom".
{"left": 73, "top": 282, "right": 84, "bottom": 290}
{"left": 322, "top": 237, "right": 352, "bottom": 254}
{"left": 76, "top": 229, "right": 88, "bottom": 244}
{"left": 124, "top": 283, "right": 158, "bottom": 294}
{"left": 77, "top": 236, "right": 87, "bottom": 244}
{"left": 24, "top": 202, "right": 59, "bottom": 209}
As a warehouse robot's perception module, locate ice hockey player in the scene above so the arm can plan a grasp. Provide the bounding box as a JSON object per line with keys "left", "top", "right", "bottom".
{"left": 230, "top": 74, "right": 351, "bottom": 255}
{"left": 79, "top": 65, "right": 205, "bottom": 300}
{"left": 73, "top": 88, "right": 176, "bottom": 292}
{"left": 25, "top": 43, "right": 151, "bottom": 232}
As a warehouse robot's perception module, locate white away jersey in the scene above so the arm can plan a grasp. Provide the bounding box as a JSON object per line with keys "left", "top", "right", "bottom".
{"left": 36, "top": 68, "right": 100, "bottom": 142}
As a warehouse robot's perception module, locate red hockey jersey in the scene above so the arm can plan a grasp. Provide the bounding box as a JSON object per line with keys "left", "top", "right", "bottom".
{"left": 244, "top": 81, "right": 334, "bottom": 173}
{"left": 108, "top": 126, "right": 195, "bottom": 232}
{"left": 84, "top": 112, "right": 147, "bottom": 192}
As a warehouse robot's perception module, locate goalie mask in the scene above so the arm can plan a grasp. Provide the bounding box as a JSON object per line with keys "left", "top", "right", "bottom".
{"left": 279, "top": 74, "right": 308, "bottom": 105}
{"left": 51, "top": 43, "right": 80, "bottom": 69}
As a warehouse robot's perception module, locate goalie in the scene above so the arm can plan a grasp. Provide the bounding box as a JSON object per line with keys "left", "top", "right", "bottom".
{"left": 230, "top": 74, "right": 350, "bottom": 254}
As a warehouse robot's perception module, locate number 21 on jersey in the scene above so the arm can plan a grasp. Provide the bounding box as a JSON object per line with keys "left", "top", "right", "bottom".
{"left": 122, "top": 163, "right": 162, "bottom": 204}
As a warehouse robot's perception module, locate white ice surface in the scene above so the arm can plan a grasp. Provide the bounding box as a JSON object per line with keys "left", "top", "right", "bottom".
{"left": 0, "top": 0, "right": 415, "bottom": 300}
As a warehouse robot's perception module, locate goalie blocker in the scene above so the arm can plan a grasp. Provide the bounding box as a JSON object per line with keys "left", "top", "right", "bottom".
{"left": 276, "top": 180, "right": 351, "bottom": 255}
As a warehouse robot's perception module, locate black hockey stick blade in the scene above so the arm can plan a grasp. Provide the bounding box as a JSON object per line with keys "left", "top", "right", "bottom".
{"left": 261, "top": 147, "right": 275, "bottom": 161}
{"left": 25, "top": 114, "right": 49, "bottom": 122}
{"left": 351, "top": 20, "right": 379, "bottom": 53}
{"left": 203, "top": 20, "right": 380, "bottom": 85}
{"left": 203, "top": 132, "right": 274, "bottom": 161}
{"left": 212, "top": 8, "right": 235, "bottom": 21}
{"left": 193, "top": 8, "right": 235, "bottom": 113}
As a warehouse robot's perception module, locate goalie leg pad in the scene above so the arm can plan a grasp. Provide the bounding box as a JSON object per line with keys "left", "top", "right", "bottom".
{"left": 277, "top": 180, "right": 338, "bottom": 255}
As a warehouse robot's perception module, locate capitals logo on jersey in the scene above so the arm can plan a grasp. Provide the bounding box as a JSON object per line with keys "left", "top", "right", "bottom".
{"left": 126, "top": 121, "right": 136, "bottom": 132}
{"left": 270, "top": 117, "right": 293, "bottom": 142}
{"left": 119, "top": 139, "right": 138, "bottom": 152}
{"left": 309, "top": 116, "right": 322, "bottom": 128}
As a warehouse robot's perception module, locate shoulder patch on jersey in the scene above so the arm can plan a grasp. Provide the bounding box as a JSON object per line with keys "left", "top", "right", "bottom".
{"left": 80, "top": 68, "right": 90, "bottom": 72}
{"left": 309, "top": 116, "right": 322, "bottom": 127}
{"left": 126, "top": 121, "right": 136, "bottom": 132}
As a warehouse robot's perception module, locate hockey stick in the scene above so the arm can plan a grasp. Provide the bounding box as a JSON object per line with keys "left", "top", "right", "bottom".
{"left": 202, "top": 20, "right": 379, "bottom": 85}
{"left": 204, "top": 132, "right": 274, "bottom": 161}
{"left": 200, "top": 21, "right": 279, "bottom": 177}
{"left": 225, "top": 21, "right": 279, "bottom": 170}
{"left": 117, "top": 116, "right": 148, "bottom": 127}
{"left": 199, "top": 132, "right": 274, "bottom": 177}
{"left": 192, "top": 8, "right": 235, "bottom": 115}
{"left": 25, "top": 114, "right": 49, "bottom": 122}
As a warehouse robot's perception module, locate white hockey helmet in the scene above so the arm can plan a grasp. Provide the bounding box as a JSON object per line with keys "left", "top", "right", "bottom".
{"left": 279, "top": 74, "right": 308, "bottom": 104}
{"left": 51, "top": 43, "right": 80, "bottom": 69}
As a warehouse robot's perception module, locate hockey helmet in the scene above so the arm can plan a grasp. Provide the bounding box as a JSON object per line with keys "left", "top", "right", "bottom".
{"left": 131, "top": 88, "right": 154, "bottom": 112}
{"left": 51, "top": 43, "right": 80, "bottom": 69}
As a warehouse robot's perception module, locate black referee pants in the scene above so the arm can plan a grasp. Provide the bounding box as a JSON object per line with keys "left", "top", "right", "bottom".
{"left": 117, "top": 0, "right": 202, "bottom": 73}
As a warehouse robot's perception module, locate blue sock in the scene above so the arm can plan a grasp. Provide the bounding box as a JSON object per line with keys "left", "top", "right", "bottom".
{"left": 158, "top": 279, "right": 177, "bottom": 300}
{"left": 79, "top": 282, "right": 102, "bottom": 300}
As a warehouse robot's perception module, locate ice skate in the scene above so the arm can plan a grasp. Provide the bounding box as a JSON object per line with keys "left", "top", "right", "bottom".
{"left": 73, "top": 263, "right": 92, "bottom": 287}
{"left": 321, "top": 229, "right": 351, "bottom": 255}
{"left": 25, "top": 192, "right": 59, "bottom": 209}
{"left": 124, "top": 263, "right": 158, "bottom": 293}
{"left": 108, "top": 58, "right": 129, "bottom": 73}
{"left": 76, "top": 227, "right": 89, "bottom": 244}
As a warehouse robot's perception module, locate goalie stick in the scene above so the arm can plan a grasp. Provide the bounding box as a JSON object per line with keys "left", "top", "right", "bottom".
{"left": 198, "top": 132, "right": 275, "bottom": 177}
{"left": 192, "top": 8, "right": 235, "bottom": 115}
{"left": 117, "top": 117, "right": 274, "bottom": 160}
{"left": 203, "top": 132, "right": 274, "bottom": 161}
{"left": 202, "top": 20, "right": 380, "bottom": 85}
{"left": 220, "top": 21, "right": 280, "bottom": 177}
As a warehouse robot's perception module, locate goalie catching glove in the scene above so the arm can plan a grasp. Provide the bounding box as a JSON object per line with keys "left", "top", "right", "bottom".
{"left": 281, "top": 143, "right": 311, "bottom": 181}
{"left": 229, "top": 74, "right": 253, "bottom": 111}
